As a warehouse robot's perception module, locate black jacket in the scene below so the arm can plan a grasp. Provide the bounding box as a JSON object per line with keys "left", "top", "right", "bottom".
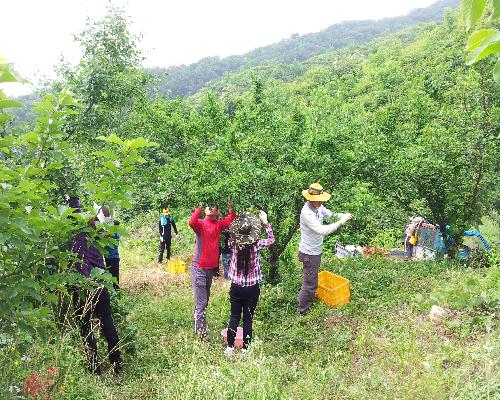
{"left": 159, "top": 216, "right": 178, "bottom": 239}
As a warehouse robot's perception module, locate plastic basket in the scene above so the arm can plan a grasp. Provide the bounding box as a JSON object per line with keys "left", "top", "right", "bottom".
{"left": 166, "top": 259, "right": 186, "bottom": 274}
{"left": 221, "top": 327, "right": 244, "bottom": 348}
{"left": 316, "top": 271, "right": 350, "bottom": 307}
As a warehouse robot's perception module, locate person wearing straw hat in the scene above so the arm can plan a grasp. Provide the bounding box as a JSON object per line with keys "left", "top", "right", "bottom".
{"left": 224, "top": 210, "right": 274, "bottom": 356}
{"left": 297, "top": 183, "right": 352, "bottom": 315}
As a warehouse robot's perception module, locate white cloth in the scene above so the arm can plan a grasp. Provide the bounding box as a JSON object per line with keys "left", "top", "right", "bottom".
{"left": 299, "top": 202, "right": 342, "bottom": 255}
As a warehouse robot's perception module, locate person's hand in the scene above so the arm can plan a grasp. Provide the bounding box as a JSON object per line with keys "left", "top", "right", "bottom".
{"left": 160, "top": 236, "right": 164, "bottom": 242}
{"left": 259, "top": 210, "right": 268, "bottom": 224}
{"left": 337, "top": 213, "right": 352, "bottom": 224}
{"left": 342, "top": 213, "right": 353, "bottom": 224}
{"left": 175, "top": 234, "right": 180, "bottom": 241}
{"left": 227, "top": 199, "right": 233, "bottom": 211}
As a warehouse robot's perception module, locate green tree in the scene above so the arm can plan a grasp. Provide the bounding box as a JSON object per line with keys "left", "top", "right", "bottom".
{"left": 0, "top": 58, "right": 156, "bottom": 337}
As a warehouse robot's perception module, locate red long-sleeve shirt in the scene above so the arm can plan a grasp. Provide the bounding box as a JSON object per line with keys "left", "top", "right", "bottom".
{"left": 188, "top": 208, "right": 236, "bottom": 269}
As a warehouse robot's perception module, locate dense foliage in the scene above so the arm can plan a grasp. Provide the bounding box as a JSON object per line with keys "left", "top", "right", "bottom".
{"left": 0, "top": 3, "right": 498, "bottom": 398}
{"left": 151, "top": 0, "right": 459, "bottom": 98}
{"left": 124, "top": 10, "right": 499, "bottom": 263}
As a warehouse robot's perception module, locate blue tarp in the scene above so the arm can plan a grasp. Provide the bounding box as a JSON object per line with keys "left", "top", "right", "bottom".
{"left": 417, "top": 227, "right": 490, "bottom": 258}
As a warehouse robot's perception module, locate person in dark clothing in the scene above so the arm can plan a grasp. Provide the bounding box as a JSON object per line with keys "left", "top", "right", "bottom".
{"left": 98, "top": 205, "right": 121, "bottom": 290}
{"left": 71, "top": 217, "right": 122, "bottom": 375}
{"left": 220, "top": 229, "right": 232, "bottom": 279}
{"left": 105, "top": 222, "right": 121, "bottom": 291}
{"left": 158, "top": 208, "right": 179, "bottom": 263}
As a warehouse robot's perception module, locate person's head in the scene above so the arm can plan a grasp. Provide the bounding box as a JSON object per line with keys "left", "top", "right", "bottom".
{"left": 163, "top": 208, "right": 170, "bottom": 215}
{"left": 229, "top": 212, "right": 262, "bottom": 275}
{"left": 205, "top": 205, "right": 220, "bottom": 220}
{"left": 102, "top": 205, "right": 111, "bottom": 219}
{"left": 302, "top": 183, "right": 331, "bottom": 208}
{"left": 68, "top": 196, "right": 81, "bottom": 213}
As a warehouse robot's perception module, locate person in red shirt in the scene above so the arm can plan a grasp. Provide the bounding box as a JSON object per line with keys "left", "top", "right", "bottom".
{"left": 189, "top": 200, "right": 236, "bottom": 339}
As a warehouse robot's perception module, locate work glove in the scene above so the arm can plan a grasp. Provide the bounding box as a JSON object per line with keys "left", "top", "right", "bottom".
{"left": 259, "top": 210, "right": 268, "bottom": 224}
{"left": 337, "top": 213, "right": 352, "bottom": 224}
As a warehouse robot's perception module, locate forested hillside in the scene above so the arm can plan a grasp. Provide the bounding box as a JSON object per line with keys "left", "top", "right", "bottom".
{"left": 1, "top": 1, "right": 498, "bottom": 399}
{"left": 150, "top": 0, "right": 459, "bottom": 98}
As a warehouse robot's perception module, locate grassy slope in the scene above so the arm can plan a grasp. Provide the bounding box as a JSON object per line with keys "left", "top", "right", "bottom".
{"left": 45, "top": 240, "right": 498, "bottom": 400}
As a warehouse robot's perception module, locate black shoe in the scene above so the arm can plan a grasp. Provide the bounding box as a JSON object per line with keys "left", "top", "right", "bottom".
{"left": 111, "top": 361, "right": 122, "bottom": 375}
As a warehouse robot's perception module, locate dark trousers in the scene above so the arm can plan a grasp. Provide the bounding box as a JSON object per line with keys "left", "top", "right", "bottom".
{"left": 105, "top": 258, "right": 120, "bottom": 290}
{"left": 227, "top": 283, "right": 260, "bottom": 349}
{"left": 404, "top": 234, "right": 414, "bottom": 258}
{"left": 191, "top": 267, "right": 217, "bottom": 336}
{"left": 72, "top": 287, "right": 121, "bottom": 373}
{"left": 158, "top": 237, "right": 172, "bottom": 262}
{"left": 297, "top": 251, "right": 322, "bottom": 314}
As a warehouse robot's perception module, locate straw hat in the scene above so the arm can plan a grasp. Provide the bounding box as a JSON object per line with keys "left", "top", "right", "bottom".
{"left": 302, "top": 183, "right": 331, "bottom": 202}
{"left": 229, "top": 212, "right": 262, "bottom": 249}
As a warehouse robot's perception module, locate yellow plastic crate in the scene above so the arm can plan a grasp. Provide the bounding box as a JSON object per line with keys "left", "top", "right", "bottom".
{"left": 166, "top": 259, "right": 186, "bottom": 274}
{"left": 316, "top": 271, "right": 350, "bottom": 307}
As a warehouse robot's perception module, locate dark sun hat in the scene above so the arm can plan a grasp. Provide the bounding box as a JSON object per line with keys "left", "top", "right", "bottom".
{"left": 229, "top": 212, "right": 262, "bottom": 249}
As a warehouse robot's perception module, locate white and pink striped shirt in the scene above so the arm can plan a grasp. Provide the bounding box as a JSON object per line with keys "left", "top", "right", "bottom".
{"left": 228, "top": 223, "right": 275, "bottom": 287}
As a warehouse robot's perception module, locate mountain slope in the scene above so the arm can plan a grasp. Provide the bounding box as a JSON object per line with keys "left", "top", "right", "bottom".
{"left": 151, "top": 0, "right": 458, "bottom": 98}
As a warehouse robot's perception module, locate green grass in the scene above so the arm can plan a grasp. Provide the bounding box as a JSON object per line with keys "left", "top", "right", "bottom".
{"left": 1, "top": 244, "right": 498, "bottom": 399}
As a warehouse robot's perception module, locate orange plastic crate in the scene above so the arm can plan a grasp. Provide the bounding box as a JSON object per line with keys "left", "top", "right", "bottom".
{"left": 316, "top": 271, "right": 350, "bottom": 307}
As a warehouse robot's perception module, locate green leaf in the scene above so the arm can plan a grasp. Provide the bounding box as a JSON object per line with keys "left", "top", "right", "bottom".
{"left": 127, "top": 137, "right": 158, "bottom": 149}
{"left": 97, "top": 133, "right": 123, "bottom": 146}
{"left": 493, "top": 0, "right": 500, "bottom": 19}
{"left": 465, "top": 31, "right": 500, "bottom": 64}
{"left": 466, "top": 29, "right": 498, "bottom": 50}
{"left": 103, "top": 160, "right": 118, "bottom": 171}
{"left": 494, "top": 58, "right": 500, "bottom": 84}
{"left": 0, "top": 99, "right": 22, "bottom": 109}
{"left": 58, "top": 91, "right": 78, "bottom": 107}
{"left": 42, "top": 293, "right": 59, "bottom": 304}
{"left": 462, "top": 0, "right": 487, "bottom": 30}
{"left": 95, "top": 149, "right": 118, "bottom": 160}
{"left": 0, "top": 65, "right": 18, "bottom": 83}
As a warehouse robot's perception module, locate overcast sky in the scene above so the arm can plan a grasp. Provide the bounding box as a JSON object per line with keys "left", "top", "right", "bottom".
{"left": 1, "top": 0, "right": 437, "bottom": 95}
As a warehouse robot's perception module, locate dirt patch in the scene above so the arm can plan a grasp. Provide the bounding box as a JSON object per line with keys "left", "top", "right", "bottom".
{"left": 122, "top": 266, "right": 191, "bottom": 296}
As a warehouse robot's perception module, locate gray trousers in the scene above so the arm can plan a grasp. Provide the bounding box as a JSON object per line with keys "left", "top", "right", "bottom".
{"left": 297, "top": 251, "right": 322, "bottom": 314}
{"left": 191, "top": 266, "right": 217, "bottom": 335}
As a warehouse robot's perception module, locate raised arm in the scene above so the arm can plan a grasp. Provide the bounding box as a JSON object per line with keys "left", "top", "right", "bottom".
{"left": 220, "top": 211, "right": 236, "bottom": 230}
{"left": 188, "top": 208, "right": 203, "bottom": 233}
{"left": 303, "top": 211, "right": 349, "bottom": 236}
{"left": 257, "top": 223, "right": 275, "bottom": 250}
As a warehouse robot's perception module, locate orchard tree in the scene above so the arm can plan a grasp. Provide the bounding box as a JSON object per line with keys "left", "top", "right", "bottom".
{"left": 56, "top": 5, "right": 149, "bottom": 143}
{"left": 0, "top": 59, "right": 157, "bottom": 337}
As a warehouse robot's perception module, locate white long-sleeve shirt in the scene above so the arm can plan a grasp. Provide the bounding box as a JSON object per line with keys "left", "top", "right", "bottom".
{"left": 298, "top": 202, "right": 343, "bottom": 255}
